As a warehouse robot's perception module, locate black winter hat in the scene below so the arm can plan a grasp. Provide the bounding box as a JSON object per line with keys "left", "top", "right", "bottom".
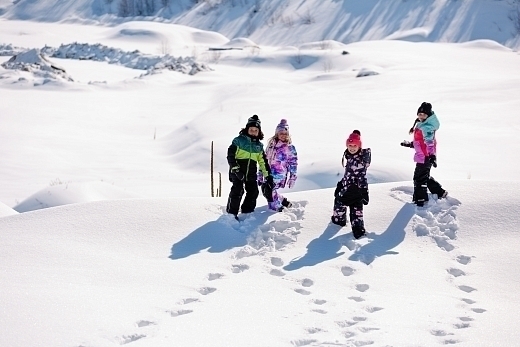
{"left": 246, "top": 114, "right": 261, "bottom": 130}
{"left": 417, "top": 102, "right": 433, "bottom": 116}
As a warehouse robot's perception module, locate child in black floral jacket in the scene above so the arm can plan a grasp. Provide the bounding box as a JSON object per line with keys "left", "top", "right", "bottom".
{"left": 331, "top": 130, "right": 371, "bottom": 239}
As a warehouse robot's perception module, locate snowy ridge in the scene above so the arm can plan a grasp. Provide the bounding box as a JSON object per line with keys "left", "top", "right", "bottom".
{"left": 41, "top": 43, "right": 211, "bottom": 75}
{"left": 0, "top": 42, "right": 210, "bottom": 86}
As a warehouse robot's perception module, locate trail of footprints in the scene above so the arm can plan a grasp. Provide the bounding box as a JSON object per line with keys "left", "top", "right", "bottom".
{"left": 429, "top": 253, "right": 486, "bottom": 345}
{"left": 109, "top": 200, "right": 384, "bottom": 346}
{"left": 110, "top": 194, "right": 483, "bottom": 346}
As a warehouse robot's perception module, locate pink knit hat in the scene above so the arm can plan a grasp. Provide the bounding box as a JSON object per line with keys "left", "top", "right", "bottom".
{"left": 346, "top": 130, "right": 362, "bottom": 147}
{"left": 275, "top": 119, "right": 289, "bottom": 134}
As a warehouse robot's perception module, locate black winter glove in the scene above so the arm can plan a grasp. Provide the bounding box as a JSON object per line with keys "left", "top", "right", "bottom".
{"left": 428, "top": 155, "right": 437, "bottom": 168}
{"left": 334, "top": 181, "right": 343, "bottom": 197}
{"left": 361, "top": 188, "right": 369, "bottom": 205}
{"left": 231, "top": 166, "right": 245, "bottom": 181}
{"left": 400, "top": 140, "right": 414, "bottom": 148}
{"left": 265, "top": 175, "right": 274, "bottom": 189}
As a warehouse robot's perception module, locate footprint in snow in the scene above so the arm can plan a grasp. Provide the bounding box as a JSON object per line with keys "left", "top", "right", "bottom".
{"left": 456, "top": 255, "right": 472, "bottom": 265}
{"left": 348, "top": 296, "right": 365, "bottom": 302}
{"left": 311, "top": 309, "right": 327, "bottom": 314}
{"left": 305, "top": 327, "right": 325, "bottom": 334}
{"left": 447, "top": 268, "right": 466, "bottom": 277}
{"left": 198, "top": 287, "right": 217, "bottom": 295}
{"left": 300, "top": 278, "right": 314, "bottom": 287}
{"left": 365, "top": 306, "right": 384, "bottom": 313}
{"left": 336, "top": 320, "right": 359, "bottom": 328}
{"left": 231, "top": 263, "right": 249, "bottom": 273}
{"left": 355, "top": 284, "right": 369, "bottom": 292}
{"left": 117, "top": 334, "right": 146, "bottom": 344}
{"left": 269, "top": 268, "right": 285, "bottom": 277}
{"left": 290, "top": 338, "right": 318, "bottom": 346}
{"left": 341, "top": 266, "right": 356, "bottom": 276}
{"left": 169, "top": 309, "right": 193, "bottom": 317}
{"left": 208, "top": 273, "right": 225, "bottom": 281}
{"left": 136, "top": 320, "right": 155, "bottom": 328}
{"left": 458, "top": 285, "right": 476, "bottom": 293}
{"left": 270, "top": 256, "right": 284, "bottom": 266}
{"left": 294, "top": 288, "right": 311, "bottom": 295}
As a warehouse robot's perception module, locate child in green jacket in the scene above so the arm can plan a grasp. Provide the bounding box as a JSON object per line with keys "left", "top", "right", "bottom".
{"left": 226, "top": 115, "right": 273, "bottom": 218}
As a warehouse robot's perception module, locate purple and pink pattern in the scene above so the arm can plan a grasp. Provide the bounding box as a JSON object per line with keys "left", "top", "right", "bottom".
{"left": 259, "top": 139, "right": 298, "bottom": 211}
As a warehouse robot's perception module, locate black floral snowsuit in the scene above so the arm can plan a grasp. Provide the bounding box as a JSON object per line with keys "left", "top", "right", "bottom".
{"left": 331, "top": 148, "right": 371, "bottom": 232}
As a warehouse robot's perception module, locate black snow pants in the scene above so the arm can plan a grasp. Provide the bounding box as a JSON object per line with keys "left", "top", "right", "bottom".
{"left": 226, "top": 178, "right": 259, "bottom": 215}
{"left": 413, "top": 162, "right": 446, "bottom": 206}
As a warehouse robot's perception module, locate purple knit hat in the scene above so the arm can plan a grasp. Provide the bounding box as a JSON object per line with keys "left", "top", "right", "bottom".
{"left": 275, "top": 119, "right": 289, "bottom": 134}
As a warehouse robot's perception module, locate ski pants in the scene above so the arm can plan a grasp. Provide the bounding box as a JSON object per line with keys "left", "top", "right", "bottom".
{"left": 226, "top": 178, "right": 259, "bottom": 215}
{"left": 268, "top": 181, "right": 287, "bottom": 211}
{"left": 413, "top": 162, "right": 445, "bottom": 204}
{"left": 331, "top": 198, "right": 364, "bottom": 229}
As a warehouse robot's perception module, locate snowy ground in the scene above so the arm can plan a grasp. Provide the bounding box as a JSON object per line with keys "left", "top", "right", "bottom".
{"left": 1, "top": 2, "right": 520, "bottom": 346}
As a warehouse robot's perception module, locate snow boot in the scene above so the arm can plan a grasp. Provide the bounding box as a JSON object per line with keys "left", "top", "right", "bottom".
{"left": 281, "top": 198, "right": 293, "bottom": 208}
{"left": 331, "top": 216, "right": 346, "bottom": 227}
{"left": 352, "top": 226, "right": 366, "bottom": 239}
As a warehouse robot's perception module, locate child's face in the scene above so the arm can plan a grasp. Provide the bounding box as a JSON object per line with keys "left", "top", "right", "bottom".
{"left": 277, "top": 131, "right": 288, "bottom": 141}
{"left": 248, "top": 127, "right": 259, "bottom": 136}
{"left": 417, "top": 113, "right": 428, "bottom": 121}
{"left": 347, "top": 144, "right": 359, "bottom": 154}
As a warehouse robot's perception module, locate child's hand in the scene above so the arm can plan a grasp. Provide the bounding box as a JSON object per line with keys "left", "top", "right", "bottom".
{"left": 428, "top": 155, "right": 437, "bottom": 168}
{"left": 361, "top": 188, "right": 369, "bottom": 205}
{"left": 400, "top": 140, "right": 413, "bottom": 148}
{"left": 231, "top": 166, "right": 245, "bottom": 181}
{"left": 287, "top": 175, "right": 297, "bottom": 188}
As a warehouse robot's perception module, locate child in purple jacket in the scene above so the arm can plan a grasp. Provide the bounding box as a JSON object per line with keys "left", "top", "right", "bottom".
{"left": 258, "top": 119, "right": 298, "bottom": 212}
{"left": 331, "top": 130, "right": 371, "bottom": 239}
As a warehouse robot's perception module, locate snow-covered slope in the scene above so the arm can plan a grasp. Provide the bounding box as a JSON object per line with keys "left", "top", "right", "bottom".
{"left": 1, "top": 180, "right": 519, "bottom": 347}
{"left": 1, "top": 0, "right": 519, "bottom": 49}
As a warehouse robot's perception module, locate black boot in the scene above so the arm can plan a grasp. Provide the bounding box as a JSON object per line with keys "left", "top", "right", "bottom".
{"left": 331, "top": 216, "right": 346, "bottom": 227}
{"left": 281, "top": 198, "right": 292, "bottom": 208}
{"left": 352, "top": 226, "right": 366, "bottom": 239}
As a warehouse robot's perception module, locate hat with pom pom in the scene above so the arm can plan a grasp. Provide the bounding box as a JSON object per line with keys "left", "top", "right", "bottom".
{"left": 275, "top": 119, "right": 289, "bottom": 134}
{"left": 417, "top": 102, "right": 432, "bottom": 116}
{"left": 245, "top": 114, "right": 261, "bottom": 130}
{"left": 346, "top": 130, "right": 362, "bottom": 148}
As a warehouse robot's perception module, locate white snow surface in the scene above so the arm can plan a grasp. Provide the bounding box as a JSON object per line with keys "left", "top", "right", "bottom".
{"left": 1, "top": 2, "right": 520, "bottom": 347}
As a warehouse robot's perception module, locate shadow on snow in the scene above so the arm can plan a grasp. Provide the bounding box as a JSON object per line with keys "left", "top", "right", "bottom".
{"left": 169, "top": 209, "right": 271, "bottom": 260}
{"left": 283, "top": 203, "right": 415, "bottom": 270}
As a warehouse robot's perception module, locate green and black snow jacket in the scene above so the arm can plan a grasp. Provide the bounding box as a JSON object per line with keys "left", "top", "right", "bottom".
{"left": 227, "top": 133, "right": 271, "bottom": 182}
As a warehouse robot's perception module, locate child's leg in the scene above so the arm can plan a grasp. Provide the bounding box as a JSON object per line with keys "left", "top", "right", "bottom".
{"left": 427, "top": 176, "right": 447, "bottom": 198}
{"left": 349, "top": 204, "right": 364, "bottom": 229}
{"left": 226, "top": 180, "right": 244, "bottom": 215}
{"left": 268, "top": 188, "right": 282, "bottom": 211}
{"left": 331, "top": 198, "right": 348, "bottom": 226}
{"left": 349, "top": 203, "right": 366, "bottom": 238}
{"left": 241, "top": 180, "right": 259, "bottom": 213}
{"left": 413, "top": 163, "right": 430, "bottom": 206}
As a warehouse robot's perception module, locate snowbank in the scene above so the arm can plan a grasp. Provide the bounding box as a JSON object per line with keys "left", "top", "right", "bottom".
{"left": 1, "top": 48, "right": 73, "bottom": 83}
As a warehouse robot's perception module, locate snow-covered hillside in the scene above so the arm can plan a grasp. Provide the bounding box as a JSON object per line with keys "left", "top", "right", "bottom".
{"left": 1, "top": 0, "right": 520, "bottom": 49}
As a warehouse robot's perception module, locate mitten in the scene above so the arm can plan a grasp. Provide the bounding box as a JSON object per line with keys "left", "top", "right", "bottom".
{"left": 400, "top": 140, "right": 413, "bottom": 148}
{"left": 265, "top": 175, "right": 275, "bottom": 189}
{"left": 257, "top": 172, "right": 265, "bottom": 186}
{"left": 361, "top": 188, "right": 369, "bottom": 205}
{"left": 231, "top": 166, "right": 244, "bottom": 181}
{"left": 287, "top": 175, "right": 297, "bottom": 189}
{"left": 428, "top": 155, "right": 437, "bottom": 168}
{"left": 334, "top": 181, "right": 343, "bottom": 197}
